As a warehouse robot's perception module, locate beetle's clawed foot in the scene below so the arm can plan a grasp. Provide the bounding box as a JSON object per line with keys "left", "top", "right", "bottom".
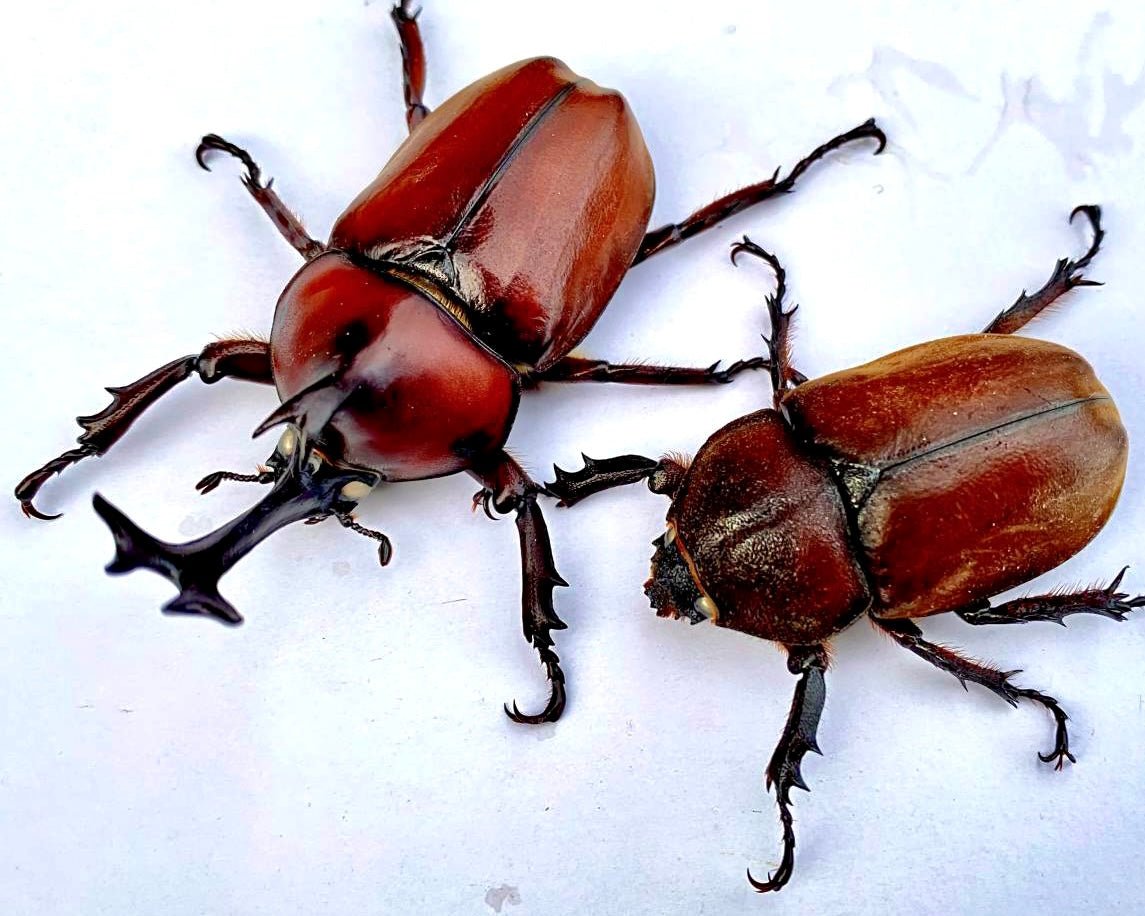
{"left": 195, "top": 467, "right": 275, "bottom": 495}
{"left": 730, "top": 237, "right": 793, "bottom": 319}
{"left": 1067, "top": 204, "right": 1104, "bottom": 280}
{"left": 471, "top": 488, "right": 499, "bottom": 520}
{"left": 1039, "top": 745, "right": 1077, "bottom": 772}
{"left": 704, "top": 357, "right": 771, "bottom": 384}
{"left": 504, "top": 646, "right": 567, "bottom": 724}
{"left": 196, "top": 134, "right": 268, "bottom": 191}
{"left": 776, "top": 117, "right": 888, "bottom": 193}
{"left": 504, "top": 684, "right": 566, "bottom": 725}
{"left": 15, "top": 445, "right": 101, "bottom": 522}
{"left": 747, "top": 854, "right": 795, "bottom": 895}
{"left": 1097, "top": 566, "right": 1145, "bottom": 620}
{"left": 842, "top": 117, "right": 888, "bottom": 154}
{"left": 1038, "top": 205, "right": 1105, "bottom": 297}
{"left": 20, "top": 498, "right": 62, "bottom": 521}
{"left": 1034, "top": 697, "right": 1076, "bottom": 771}
{"left": 730, "top": 235, "right": 777, "bottom": 270}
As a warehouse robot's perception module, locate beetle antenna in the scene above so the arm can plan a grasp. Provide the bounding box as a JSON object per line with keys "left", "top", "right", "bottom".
{"left": 195, "top": 468, "right": 275, "bottom": 495}
{"left": 335, "top": 513, "right": 394, "bottom": 566}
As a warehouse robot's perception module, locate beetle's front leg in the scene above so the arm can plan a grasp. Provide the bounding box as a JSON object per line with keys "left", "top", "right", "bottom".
{"left": 634, "top": 119, "right": 886, "bottom": 264}
{"left": 546, "top": 454, "right": 688, "bottom": 507}
{"left": 391, "top": 0, "right": 430, "bottom": 132}
{"left": 16, "top": 338, "right": 272, "bottom": 520}
{"left": 956, "top": 566, "right": 1144, "bottom": 626}
{"left": 749, "top": 644, "right": 828, "bottom": 894}
{"left": 872, "top": 617, "right": 1074, "bottom": 769}
{"left": 196, "top": 135, "right": 325, "bottom": 260}
{"left": 471, "top": 452, "right": 570, "bottom": 724}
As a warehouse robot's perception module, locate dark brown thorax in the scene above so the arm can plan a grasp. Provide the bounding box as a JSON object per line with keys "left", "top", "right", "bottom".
{"left": 659, "top": 409, "right": 869, "bottom": 644}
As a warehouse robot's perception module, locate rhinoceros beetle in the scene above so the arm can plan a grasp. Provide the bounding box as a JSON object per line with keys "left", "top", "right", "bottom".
{"left": 14, "top": 1, "right": 885, "bottom": 724}
{"left": 547, "top": 205, "right": 1142, "bottom": 891}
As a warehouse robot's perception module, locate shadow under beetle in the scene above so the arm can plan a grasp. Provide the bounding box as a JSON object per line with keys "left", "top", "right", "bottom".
{"left": 548, "top": 205, "right": 1142, "bottom": 891}
{"left": 14, "top": 2, "right": 885, "bottom": 723}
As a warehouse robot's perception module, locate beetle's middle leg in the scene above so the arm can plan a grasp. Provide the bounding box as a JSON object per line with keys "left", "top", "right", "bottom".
{"left": 195, "top": 135, "right": 325, "bottom": 261}
{"left": 391, "top": 1, "right": 430, "bottom": 132}
{"left": 980, "top": 205, "right": 1103, "bottom": 334}
{"left": 633, "top": 118, "right": 886, "bottom": 264}
{"left": 955, "top": 566, "right": 1144, "bottom": 626}
{"left": 871, "top": 616, "right": 1075, "bottom": 769}
{"left": 15, "top": 338, "right": 272, "bottom": 521}
{"left": 471, "top": 451, "right": 570, "bottom": 724}
{"left": 530, "top": 237, "right": 808, "bottom": 393}
{"left": 523, "top": 355, "right": 770, "bottom": 387}
{"left": 730, "top": 237, "right": 804, "bottom": 404}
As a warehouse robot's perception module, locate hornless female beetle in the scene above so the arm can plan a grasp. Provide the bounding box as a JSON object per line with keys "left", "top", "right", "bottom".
{"left": 13, "top": 2, "right": 885, "bottom": 723}
{"left": 547, "top": 205, "right": 1142, "bottom": 891}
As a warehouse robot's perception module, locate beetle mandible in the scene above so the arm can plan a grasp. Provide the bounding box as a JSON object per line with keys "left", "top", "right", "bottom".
{"left": 13, "top": 1, "right": 885, "bottom": 723}
{"left": 547, "top": 205, "right": 1141, "bottom": 890}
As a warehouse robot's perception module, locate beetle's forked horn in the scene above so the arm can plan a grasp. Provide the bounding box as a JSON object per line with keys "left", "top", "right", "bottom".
{"left": 91, "top": 449, "right": 379, "bottom": 625}
{"left": 93, "top": 493, "right": 242, "bottom": 624}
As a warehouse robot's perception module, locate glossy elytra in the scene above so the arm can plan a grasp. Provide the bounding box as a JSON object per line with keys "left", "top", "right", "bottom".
{"left": 548, "top": 206, "right": 1142, "bottom": 891}
{"left": 14, "top": 1, "right": 885, "bottom": 724}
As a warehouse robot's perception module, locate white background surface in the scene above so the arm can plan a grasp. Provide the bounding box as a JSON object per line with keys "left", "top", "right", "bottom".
{"left": 2, "top": 2, "right": 1145, "bottom": 914}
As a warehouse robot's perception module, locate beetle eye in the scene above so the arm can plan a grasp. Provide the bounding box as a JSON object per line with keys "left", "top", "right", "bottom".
{"left": 693, "top": 595, "right": 718, "bottom": 622}
{"left": 277, "top": 426, "right": 299, "bottom": 458}
{"left": 340, "top": 480, "right": 373, "bottom": 502}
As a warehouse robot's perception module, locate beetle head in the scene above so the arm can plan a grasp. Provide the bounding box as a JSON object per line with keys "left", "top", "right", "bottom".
{"left": 644, "top": 524, "right": 718, "bottom": 625}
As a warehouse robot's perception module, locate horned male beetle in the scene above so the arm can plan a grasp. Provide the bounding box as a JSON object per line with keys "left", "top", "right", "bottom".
{"left": 13, "top": 2, "right": 885, "bottom": 723}
{"left": 548, "top": 205, "right": 1142, "bottom": 891}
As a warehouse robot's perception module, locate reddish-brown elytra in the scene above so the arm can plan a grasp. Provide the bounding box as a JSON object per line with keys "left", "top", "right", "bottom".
{"left": 13, "top": 1, "right": 885, "bottom": 724}
{"left": 548, "top": 205, "right": 1141, "bottom": 891}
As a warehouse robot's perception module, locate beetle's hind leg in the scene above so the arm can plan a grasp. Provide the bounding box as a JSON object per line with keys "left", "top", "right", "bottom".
{"left": 15, "top": 338, "right": 271, "bottom": 520}
{"left": 872, "top": 617, "right": 1075, "bottom": 769}
{"left": 391, "top": 1, "right": 430, "bottom": 131}
{"left": 471, "top": 451, "right": 570, "bottom": 724}
{"left": 195, "top": 135, "right": 325, "bottom": 261}
{"left": 749, "top": 644, "right": 829, "bottom": 894}
{"left": 981, "top": 205, "right": 1103, "bottom": 334}
{"left": 634, "top": 119, "right": 886, "bottom": 264}
{"left": 956, "top": 567, "right": 1145, "bottom": 626}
